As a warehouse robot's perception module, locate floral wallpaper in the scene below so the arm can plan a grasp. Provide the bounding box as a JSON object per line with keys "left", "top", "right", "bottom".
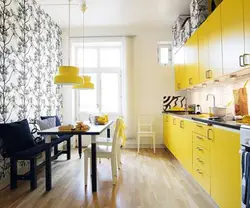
{"left": 0, "top": 0, "right": 63, "bottom": 189}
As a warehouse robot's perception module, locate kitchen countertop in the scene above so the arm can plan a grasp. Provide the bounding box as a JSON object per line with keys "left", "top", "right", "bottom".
{"left": 162, "top": 112, "right": 242, "bottom": 130}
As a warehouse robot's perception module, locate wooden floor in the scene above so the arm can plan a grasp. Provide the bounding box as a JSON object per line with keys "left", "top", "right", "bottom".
{"left": 0, "top": 148, "right": 217, "bottom": 208}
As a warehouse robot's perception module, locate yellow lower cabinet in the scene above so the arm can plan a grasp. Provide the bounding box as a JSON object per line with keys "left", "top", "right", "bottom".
{"left": 179, "top": 119, "right": 193, "bottom": 173}
{"left": 193, "top": 142, "right": 211, "bottom": 194}
{"left": 211, "top": 128, "right": 241, "bottom": 208}
{"left": 171, "top": 117, "right": 180, "bottom": 158}
{"left": 163, "top": 114, "right": 168, "bottom": 147}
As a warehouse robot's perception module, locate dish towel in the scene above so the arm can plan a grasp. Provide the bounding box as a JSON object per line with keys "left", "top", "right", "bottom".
{"left": 242, "top": 150, "right": 248, "bottom": 205}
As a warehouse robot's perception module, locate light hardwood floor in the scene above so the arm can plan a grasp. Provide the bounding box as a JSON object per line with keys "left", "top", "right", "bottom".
{"left": 0, "top": 149, "right": 217, "bottom": 208}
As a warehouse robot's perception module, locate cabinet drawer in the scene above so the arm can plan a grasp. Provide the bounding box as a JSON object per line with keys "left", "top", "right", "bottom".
{"left": 194, "top": 168, "right": 210, "bottom": 194}
{"left": 193, "top": 133, "right": 211, "bottom": 150}
{"left": 193, "top": 158, "right": 210, "bottom": 176}
{"left": 193, "top": 144, "right": 210, "bottom": 164}
{"left": 193, "top": 122, "right": 208, "bottom": 137}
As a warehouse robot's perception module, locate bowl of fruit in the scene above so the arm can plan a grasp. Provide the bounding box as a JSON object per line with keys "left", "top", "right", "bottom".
{"left": 74, "top": 121, "right": 90, "bottom": 132}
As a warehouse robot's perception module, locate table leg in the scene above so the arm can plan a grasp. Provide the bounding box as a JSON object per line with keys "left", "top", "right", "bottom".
{"left": 91, "top": 135, "right": 97, "bottom": 192}
{"left": 78, "top": 135, "right": 82, "bottom": 158}
{"left": 45, "top": 136, "right": 52, "bottom": 191}
{"left": 107, "top": 128, "right": 111, "bottom": 138}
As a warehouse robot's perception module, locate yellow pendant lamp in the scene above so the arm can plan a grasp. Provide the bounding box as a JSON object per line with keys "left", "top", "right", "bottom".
{"left": 54, "top": 0, "right": 82, "bottom": 85}
{"left": 73, "top": 0, "right": 94, "bottom": 90}
{"left": 73, "top": 76, "right": 94, "bottom": 89}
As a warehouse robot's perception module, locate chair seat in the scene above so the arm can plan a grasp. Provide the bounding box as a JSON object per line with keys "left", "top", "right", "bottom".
{"left": 96, "top": 137, "right": 113, "bottom": 145}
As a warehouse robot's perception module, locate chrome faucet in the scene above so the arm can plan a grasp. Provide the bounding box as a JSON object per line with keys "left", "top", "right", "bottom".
{"left": 206, "top": 94, "right": 216, "bottom": 107}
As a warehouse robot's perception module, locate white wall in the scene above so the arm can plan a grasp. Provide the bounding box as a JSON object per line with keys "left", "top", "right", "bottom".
{"left": 188, "top": 78, "right": 250, "bottom": 116}
{"left": 62, "top": 25, "right": 175, "bottom": 147}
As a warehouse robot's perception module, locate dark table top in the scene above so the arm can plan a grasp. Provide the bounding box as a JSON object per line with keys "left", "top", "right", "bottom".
{"left": 38, "top": 121, "right": 114, "bottom": 136}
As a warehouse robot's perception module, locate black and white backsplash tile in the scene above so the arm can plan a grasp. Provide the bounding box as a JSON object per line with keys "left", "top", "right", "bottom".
{"left": 162, "top": 96, "right": 186, "bottom": 112}
{"left": 0, "top": 0, "right": 63, "bottom": 189}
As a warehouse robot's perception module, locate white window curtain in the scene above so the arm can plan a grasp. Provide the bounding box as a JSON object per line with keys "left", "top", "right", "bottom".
{"left": 122, "top": 37, "right": 135, "bottom": 139}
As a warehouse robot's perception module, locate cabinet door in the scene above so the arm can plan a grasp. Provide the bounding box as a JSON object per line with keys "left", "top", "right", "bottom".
{"left": 198, "top": 19, "right": 210, "bottom": 83}
{"left": 185, "top": 32, "right": 199, "bottom": 86}
{"left": 174, "top": 48, "right": 185, "bottom": 90}
{"left": 209, "top": 6, "right": 223, "bottom": 78}
{"left": 211, "top": 128, "right": 241, "bottom": 208}
{"left": 221, "top": 0, "right": 245, "bottom": 74}
{"left": 163, "top": 115, "right": 167, "bottom": 147}
{"left": 180, "top": 119, "right": 193, "bottom": 173}
{"left": 243, "top": 0, "right": 250, "bottom": 66}
{"left": 174, "top": 51, "right": 181, "bottom": 91}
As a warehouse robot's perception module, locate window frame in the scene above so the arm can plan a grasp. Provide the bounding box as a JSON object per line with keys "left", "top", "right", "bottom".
{"left": 71, "top": 39, "right": 123, "bottom": 116}
{"left": 157, "top": 43, "right": 172, "bottom": 66}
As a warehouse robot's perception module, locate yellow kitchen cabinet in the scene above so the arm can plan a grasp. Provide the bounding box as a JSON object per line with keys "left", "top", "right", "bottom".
{"left": 243, "top": 0, "right": 250, "bottom": 66}
{"left": 163, "top": 114, "right": 170, "bottom": 147}
{"left": 163, "top": 114, "right": 168, "bottom": 147}
{"left": 198, "top": 19, "right": 211, "bottom": 83}
{"left": 174, "top": 48, "right": 185, "bottom": 90}
{"left": 178, "top": 119, "right": 193, "bottom": 173}
{"left": 209, "top": 5, "right": 223, "bottom": 78}
{"left": 169, "top": 116, "right": 180, "bottom": 158}
{"left": 211, "top": 128, "right": 241, "bottom": 208}
{"left": 184, "top": 31, "right": 199, "bottom": 86}
{"left": 221, "top": 0, "right": 245, "bottom": 74}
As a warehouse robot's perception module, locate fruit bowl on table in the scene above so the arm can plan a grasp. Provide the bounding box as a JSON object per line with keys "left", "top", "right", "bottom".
{"left": 73, "top": 121, "right": 90, "bottom": 132}
{"left": 96, "top": 116, "right": 108, "bottom": 125}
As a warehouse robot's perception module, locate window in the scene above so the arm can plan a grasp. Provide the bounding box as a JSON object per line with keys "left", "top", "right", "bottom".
{"left": 157, "top": 43, "right": 172, "bottom": 66}
{"left": 72, "top": 40, "right": 122, "bottom": 117}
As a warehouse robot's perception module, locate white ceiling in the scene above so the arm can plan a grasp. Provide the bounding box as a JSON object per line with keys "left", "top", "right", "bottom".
{"left": 38, "top": 0, "right": 191, "bottom": 28}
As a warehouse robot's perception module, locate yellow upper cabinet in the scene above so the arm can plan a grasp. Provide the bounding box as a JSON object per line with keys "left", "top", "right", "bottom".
{"left": 243, "top": 0, "right": 250, "bottom": 66}
{"left": 209, "top": 6, "right": 223, "bottom": 79}
{"left": 211, "top": 128, "right": 241, "bottom": 208}
{"left": 198, "top": 19, "right": 210, "bottom": 83}
{"left": 221, "top": 0, "right": 245, "bottom": 74}
{"left": 174, "top": 48, "right": 185, "bottom": 91}
{"left": 184, "top": 32, "right": 199, "bottom": 86}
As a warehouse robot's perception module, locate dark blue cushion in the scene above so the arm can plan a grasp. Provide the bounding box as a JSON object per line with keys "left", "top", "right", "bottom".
{"left": 41, "top": 116, "right": 61, "bottom": 127}
{"left": 0, "top": 119, "right": 36, "bottom": 156}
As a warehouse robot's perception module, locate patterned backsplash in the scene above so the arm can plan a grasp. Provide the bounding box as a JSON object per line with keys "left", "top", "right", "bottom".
{"left": 0, "top": 0, "right": 63, "bottom": 189}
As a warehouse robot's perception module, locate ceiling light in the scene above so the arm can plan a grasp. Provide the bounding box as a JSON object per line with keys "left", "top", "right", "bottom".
{"left": 73, "top": 0, "right": 95, "bottom": 90}
{"left": 54, "top": 0, "right": 82, "bottom": 85}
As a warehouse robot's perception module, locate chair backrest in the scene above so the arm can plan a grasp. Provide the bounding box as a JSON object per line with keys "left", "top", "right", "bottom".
{"left": 138, "top": 114, "right": 153, "bottom": 132}
{"left": 112, "top": 118, "right": 122, "bottom": 155}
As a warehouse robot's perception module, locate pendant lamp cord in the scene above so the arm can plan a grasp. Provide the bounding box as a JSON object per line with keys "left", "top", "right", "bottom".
{"left": 68, "top": 0, "right": 71, "bottom": 65}
{"left": 82, "top": 3, "right": 85, "bottom": 74}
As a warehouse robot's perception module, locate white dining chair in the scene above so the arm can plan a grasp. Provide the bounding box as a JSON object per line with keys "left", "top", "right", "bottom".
{"left": 84, "top": 118, "right": 121, "bottom": 186}
{"left": 137, "top": 114, "right": 156, "bottom": 154}
{"left": 95, "top": 118, "right": 124, "bottom": 169}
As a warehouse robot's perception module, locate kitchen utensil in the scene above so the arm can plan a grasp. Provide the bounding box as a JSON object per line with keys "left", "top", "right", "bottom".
{"left": 210, "top": 106, "right": 227, "bottom": 118}
{"left": 195, "top": 104, "right": 202, "bottom": 114}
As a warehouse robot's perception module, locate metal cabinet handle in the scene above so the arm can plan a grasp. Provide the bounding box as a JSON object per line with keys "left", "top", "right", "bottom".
{"left": 196, "top": 169, "right": 203, "bottom": 175}
{"left": 196, "top": 124, "right": 203, "bottom": 128}
{"left": 177, "top": 83, "right": 181, "bottom": 89}
{"left": 243, "top": 54, "right": 250, "bottom": 66}
{"left": 173, "top": 118, "right": 176, "bottom": 125}
{"left": 189, "top": 78, "right": 193, "bottom": 85}
{"left": 180, "top": 120, "right": 184, "bottom": 129}
{"left": 196, "top": 147, "right": 203, "bottom": 152}
{"left": 207, "top": 129, "right": 213, "bottom": 141}
{"left": 197, "top": 136, "right": 203, "bottom": 140}
{"left": 197, "top": 158, "right": 204, "bottom": 163}
{"left": 239, "top": 55, "right": 245, "bottom": 67}
{"left": 207, "top": 70, "right": 212, "bottom": 79}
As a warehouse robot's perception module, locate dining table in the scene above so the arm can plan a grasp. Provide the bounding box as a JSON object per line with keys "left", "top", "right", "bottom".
{"left": 38, "top": 120, "right": 114, "bottom": 193}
